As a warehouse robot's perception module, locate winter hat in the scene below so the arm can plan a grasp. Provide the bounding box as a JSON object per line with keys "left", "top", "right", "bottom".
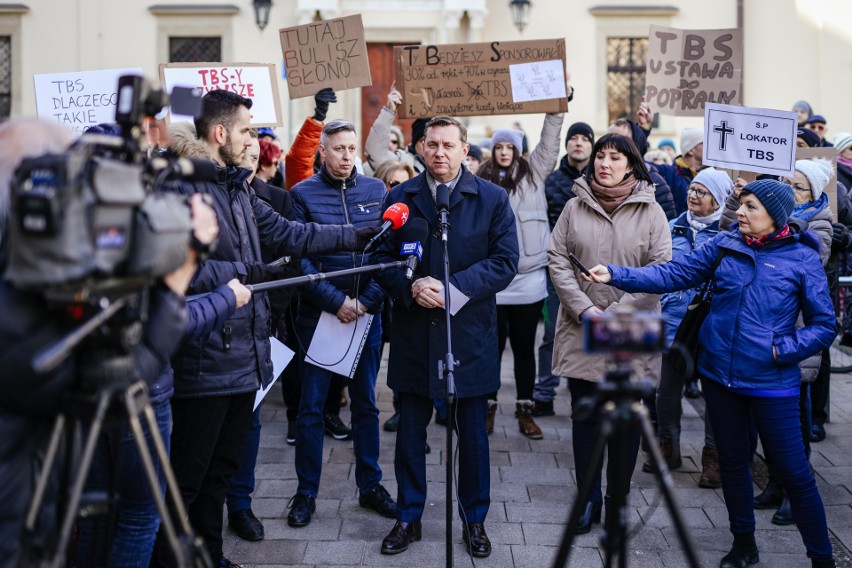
{"left": 741, "top": 178, "right": 796, "bottom": 229}
{"left": 467, "top": 144, "right": 483, "bottom": 161}
{"left": 797, "top": 128, "right": 821, "bottom": 148}
{"left": 491, "top": 128, "right": 524, "bottom": 151}
{"left": 795, "top": 158, "right": 834, "bottom": 200}
{"left": 793, "top": 100, "right": 814, "bottom": 118}
{"left": 257, "top": 127, "right": 277, "bottom": 140}
{"left": 565, "top": 121, "right": 595, "bottom": 146}
{"left": 658, "top": 138, "right": 676, "bottom": 152}
{"left": 692, "top": 167, "right": 734, "bottom": 208}
{"left": 834, "top": 132, "right": 852, "bottom": 153}
{"left": 806, "top": 114, "right": 827, "bottom": 126}
{"left": 680, "top": 128, "right": 704, "bottom": 156}
{"left": 410, "top": 118, "right": 429, "bottom": 146}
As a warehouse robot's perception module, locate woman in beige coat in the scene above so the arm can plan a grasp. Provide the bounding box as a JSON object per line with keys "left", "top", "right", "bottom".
{"left": 548, "top": 133, "right": 671, "bottom": 534}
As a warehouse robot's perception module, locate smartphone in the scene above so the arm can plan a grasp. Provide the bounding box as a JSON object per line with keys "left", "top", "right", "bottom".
{"left": 568, "top": 253, "right": 591, "bottom": 277}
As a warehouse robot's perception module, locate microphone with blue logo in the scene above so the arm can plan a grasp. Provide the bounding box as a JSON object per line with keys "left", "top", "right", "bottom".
{"left": 399, "top": 217, "right": 429, "bottom": 281}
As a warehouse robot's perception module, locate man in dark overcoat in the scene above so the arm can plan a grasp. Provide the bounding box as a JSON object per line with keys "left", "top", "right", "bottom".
{"left": 374, "top": 115, "right": 519, "bottom": 558}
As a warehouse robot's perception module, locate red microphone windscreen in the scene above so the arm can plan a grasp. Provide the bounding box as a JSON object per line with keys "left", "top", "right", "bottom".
{"left": 382, "top": 203, "right": 410, "bottom": 229}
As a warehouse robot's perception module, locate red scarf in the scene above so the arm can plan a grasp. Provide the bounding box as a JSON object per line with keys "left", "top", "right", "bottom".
{"left": 742, "top": 224, "right": 790, "bottom": 249}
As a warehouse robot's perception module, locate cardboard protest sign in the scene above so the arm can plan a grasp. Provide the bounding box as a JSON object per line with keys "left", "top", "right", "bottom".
{"left": 394, "top": 39, "right": 568, "bottom": 119}
{"left": 797, "top": 147, "right": 839, "bottom": 222}
{"left": 159, "top": 63, "right": 282, "bottom": 126}
{"left": 703, "top": 103, "right": 798, "bottom": 178}
{"left": 279, "top": 14, "right": 371, "bottom": 99}
{"left": 34, "top": 67, "right": 143, "bottom": 133}
{"left": 645, "top": 25, "right": 742, "bottom": 117}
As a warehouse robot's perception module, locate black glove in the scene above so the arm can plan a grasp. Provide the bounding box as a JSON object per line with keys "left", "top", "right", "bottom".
{"left": 313, "top": 87, "right": 337, "bottom": 122}
{"left": 831, "top": 223, "right": 851, "bottom": 253}
{"left": 243, "top": 261, "right": 295, "bottom": 284}
{"left": 354, "top": 226, "right": 380, "bottom": 250}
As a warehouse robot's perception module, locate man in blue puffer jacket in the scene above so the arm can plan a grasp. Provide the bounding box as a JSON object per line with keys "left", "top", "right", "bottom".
{"left": 287, "top": 119, "right": 395, "bottom": 527}
{"left": 152, "top": 91, "right": 377, "bottom": 568}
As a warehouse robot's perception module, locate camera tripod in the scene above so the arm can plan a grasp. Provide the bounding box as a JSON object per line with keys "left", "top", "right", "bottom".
{"left": 16, "top": 350, "right": 211, "bottom": 568}
{"left": 550, "top": 362, "right": 701, "bottom": 568}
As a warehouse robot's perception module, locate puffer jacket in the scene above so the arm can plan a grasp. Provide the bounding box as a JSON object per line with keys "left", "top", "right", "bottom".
{"left": 647, "top": 162, "right": 678, "bottom": 219}
{"left": 548, "top": 177, "right": 672, "bottom": 385}
{"left": 291, "top": 165, "right": 387, "bottom": 324}
{"left": 609, "top": 227, "right": 836, "bottom": 391}
{"left": 166, "top": 124, "right": 359, "bottom": 398}
{"left": 660, "top": 212, "right": 719, "bottom": 349}
{"left": 285, "top": 116, "right": 322, "bottom": 190}
{"left": 545, "top": 155, "right": 581, "bottom": 229}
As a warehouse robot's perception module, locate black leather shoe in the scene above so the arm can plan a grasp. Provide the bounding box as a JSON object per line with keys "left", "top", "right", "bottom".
{"left": 771, "top": 495, "right": 794, "bottom": 525}
{"left": 384, "top": 411, "right": 400, "bottom": 432}
{"left": 462, "top": 523, "right": 492, "bottom": 558}
{"left": 287, "top": 493, "right": 315, "bottom": 527}
{"left": 575, "top": 500, "right": 602, "bottom": 535}
{"left": 359, "top": 485, "right": 397, "bottom": 518}
{"left": 683, "top": 380, "right": 701, "bottom": 398}
{"left": 754, "top": 479, "right": 783, "bottom": 509}
{"left": 811, "top": 423, "right": 826, "bottom": 442}
{"left": 228, "top": 509, "right": 264, "bottom": 541}
{"left": 381, "top": 520, "right": 422, "bottom": 554}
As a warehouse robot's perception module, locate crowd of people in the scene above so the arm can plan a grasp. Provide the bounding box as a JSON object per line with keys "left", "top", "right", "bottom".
{"left": 0, "top": 77, "right": 849, "bottom": 568}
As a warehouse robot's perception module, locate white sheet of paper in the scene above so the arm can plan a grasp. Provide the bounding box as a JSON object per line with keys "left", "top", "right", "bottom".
{"left": 509, "top": 60, "right": 567, "bottom": 103}
{"left": 448, "top": 283, "right": 470, "bottom": 316}
{"left": 306, "top": 311, "right": 374, "bottom": 378}
{"left": 254, "top": 336, "right": 295, "bottom": 410}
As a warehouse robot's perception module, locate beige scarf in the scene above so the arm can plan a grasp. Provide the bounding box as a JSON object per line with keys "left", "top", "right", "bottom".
{"left": 589, "top": 175, "right": 637, "bottom": 215}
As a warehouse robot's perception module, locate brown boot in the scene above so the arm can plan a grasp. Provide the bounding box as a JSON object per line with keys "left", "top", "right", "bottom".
{"left": 515, "top": 400, "right": 543, "bottom": 439}
{"left": 486, "top": 400, "right": 498, "bottom": 434}
{"left": 642, "top": 435, "right": 681, "bottom": 473}
{"left": 698, "top": 444, "right": 722, "bottom": 488}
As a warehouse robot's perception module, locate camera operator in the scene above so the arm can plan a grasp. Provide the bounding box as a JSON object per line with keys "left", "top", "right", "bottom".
{"left": 0, "top": 119, "right": 212, "bottom": 568}
{"left": 152, "top": 89, "right": 378, "bottom": 568}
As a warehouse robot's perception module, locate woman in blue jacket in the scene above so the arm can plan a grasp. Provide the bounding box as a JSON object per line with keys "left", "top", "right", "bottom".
{"left": 583, "top": 179, "right": 836, "bottom": 568}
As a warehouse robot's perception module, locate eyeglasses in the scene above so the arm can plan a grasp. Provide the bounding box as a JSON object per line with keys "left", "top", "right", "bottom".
{"left": 388, "top": 180, "right": 402, "bottom": 188}
{"left": 687, "top": 186, "right": 710, "bottom": 199}
{"left": 781, "top": 178, "right": 812, "bottom": 193}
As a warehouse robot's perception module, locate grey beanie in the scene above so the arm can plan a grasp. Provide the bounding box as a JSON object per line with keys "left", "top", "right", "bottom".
{"left": 491, "top": 129, "right": 524, "bottom": 152}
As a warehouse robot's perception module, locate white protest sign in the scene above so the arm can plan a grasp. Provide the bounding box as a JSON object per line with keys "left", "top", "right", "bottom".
{"left": 34, "top": 67, "right": 143, "bottom": 133}
{"left": 159, "top": 63, "right": 283, "bottom": 126}
{"left": 703, "top": 102, "right": 798, "bottom": 178}
{"left": 254, "top": 336, "right": 295, "bottom": 411}
{"left": 509, "top": 59, "right": 567, "bottom": 103}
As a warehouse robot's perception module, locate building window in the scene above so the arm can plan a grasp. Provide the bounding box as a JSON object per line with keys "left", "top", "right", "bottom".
{"left": 168, "top": 37, "right": 222, "bottom": 63}
{"left": 0, "top": 36, "right": 10, "bottom": 119}
{"left": 606, "top": 37, "right": 648, "bottom": 124}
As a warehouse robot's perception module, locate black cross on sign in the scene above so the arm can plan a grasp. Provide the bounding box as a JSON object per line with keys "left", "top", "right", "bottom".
{"left": 714, "top": 120, "right": 735, "bottom": 151}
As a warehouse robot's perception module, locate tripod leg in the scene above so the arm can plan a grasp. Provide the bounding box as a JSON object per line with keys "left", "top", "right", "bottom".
{"left": 124, "top": 383, "right": 213, "bottom": 568}
{"left": 600, "top": 399, "right": 635, "bottom": 568}
{"left": 636, "top": 403, "right": 702, "bottom": 568}
{"left": 550, "top": 406, "right": 612, "bottom": 568}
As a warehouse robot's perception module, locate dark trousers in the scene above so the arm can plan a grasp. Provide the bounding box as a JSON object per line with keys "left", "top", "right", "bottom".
{"left": 703, "top": 378, "right": 831, "bottom": 560}
{"left": 811, "top": 349, "right": 830, "bottom": 426}
{"left": 490, "top": 300, "right": 544, "bottom": 401}
{"left": 568, "top": 378, "right": 641, "bottom": 505}
{"left": 151, "top": 392, "right": 254, "bottom": 567}
{"left": 395, "top": 393, "right": 490, "bottom": 525}
{"left": 226, "top": 407, "right": 261, "bottom": 514}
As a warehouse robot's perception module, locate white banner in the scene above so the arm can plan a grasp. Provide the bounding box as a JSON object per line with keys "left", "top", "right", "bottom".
{"left": 34, "top": 67, "right": 143, "bottom": 133}
{"left": 703, "top": 102, "right": 798, "bottom": 177}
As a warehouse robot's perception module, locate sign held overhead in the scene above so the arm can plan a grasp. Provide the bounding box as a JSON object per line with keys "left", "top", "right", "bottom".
{"left": 159, "top": 63, "right": 283, "bottom": 126}
{"left": 394, "top": 39, "right": 569, "bottom": 119}
{"left": 279, "top": 14, "right": 372, "bottom": 99}
{"left": 703, "top": 102, "right": 798, "bottom": 178}
{"left": 644, "top": 25, "right": 743, "bottom": 117}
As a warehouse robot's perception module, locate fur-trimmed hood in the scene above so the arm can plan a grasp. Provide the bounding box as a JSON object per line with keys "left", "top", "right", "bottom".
{"left": 168, "top": 122, "right": 214, "bottom": 160}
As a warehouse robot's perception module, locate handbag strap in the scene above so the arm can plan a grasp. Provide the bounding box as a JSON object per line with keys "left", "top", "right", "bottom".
{"left": 695, "top": 248, "right": 726, "bottom": 300}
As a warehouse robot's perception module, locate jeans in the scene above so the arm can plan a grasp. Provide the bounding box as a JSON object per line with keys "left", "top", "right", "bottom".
{"left": 569, "top": 378, "right": 641, "bottom": 506}
{"left": 295, "top": 317, "right": 383, "bottom": 497}
{"left": 226, "top": 407, "right": 261, "bottom": 514}
{"left": 811, "top": 349, "right": 830, "bottom": 427}
{"left": 656, "top": 355, "right": 715, "bottom": 446}
{"left": 491, "top": 300, "right": 544, "bottom": 401}
{"left": 534, "top": 272, "right": 561, "bottom": 403}
{"left": 77, "top": 400, "right": 172, "bottom": 568}
{"left": 151, "top": 393, "right": 254, "bottom": 567}
{"left": 702, "top": 378, "right": 832, "bottom": 560}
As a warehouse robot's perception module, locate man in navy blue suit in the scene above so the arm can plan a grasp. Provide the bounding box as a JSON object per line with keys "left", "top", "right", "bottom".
{"left": 373, "top": 116, "right": 519, "bottom": 558}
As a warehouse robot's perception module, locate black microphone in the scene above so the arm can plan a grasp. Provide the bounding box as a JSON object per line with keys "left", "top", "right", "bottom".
{"left": 435, "top": 183, "right": 450, "bottom": 241}
{"left": 364, "top": 202, "right": 409, "bottom": 252}
{"left": 398, "top": 218, "right": 429, "bottom": 280}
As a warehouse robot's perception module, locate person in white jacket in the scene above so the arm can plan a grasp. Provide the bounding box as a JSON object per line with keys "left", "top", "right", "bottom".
{"left": 475, "top": 112, "right": 565, "bottom": 439}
